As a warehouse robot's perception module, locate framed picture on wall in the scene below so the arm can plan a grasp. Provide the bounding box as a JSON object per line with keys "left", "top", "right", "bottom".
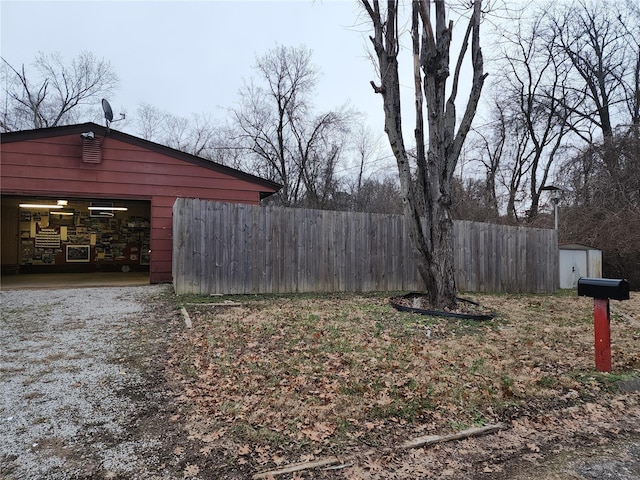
{"left": 66, "top": 245, "right": 90, "bottom": 263}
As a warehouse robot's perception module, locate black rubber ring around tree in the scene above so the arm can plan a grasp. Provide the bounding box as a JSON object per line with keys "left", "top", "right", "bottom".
{"left": 389, "top": 294, "right": 496, "bottom": 321}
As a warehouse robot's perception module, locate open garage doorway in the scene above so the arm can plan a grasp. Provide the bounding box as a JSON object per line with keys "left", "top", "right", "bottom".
{"left": 1, "top": 195, "right": 151, "bottom": 285}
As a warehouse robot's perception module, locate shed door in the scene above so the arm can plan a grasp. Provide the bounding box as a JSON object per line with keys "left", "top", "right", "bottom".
{"left": 559, "top": 250, "right": 587, "bottom": 288}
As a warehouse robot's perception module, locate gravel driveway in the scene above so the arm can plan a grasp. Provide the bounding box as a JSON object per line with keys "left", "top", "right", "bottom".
{"left": 0, "top": 284, "right": 185, "bottom": 480}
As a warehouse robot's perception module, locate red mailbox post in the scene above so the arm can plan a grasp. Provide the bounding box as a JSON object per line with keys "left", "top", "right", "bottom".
{"left": 593, "top": 298, "right": 612, "bottom": 372}
{"left": 577, "top": 278, "right": 630, "bottom": 373}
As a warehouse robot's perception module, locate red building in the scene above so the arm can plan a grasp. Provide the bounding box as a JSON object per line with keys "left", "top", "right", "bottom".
{"left": 1, "top": 123, "right": 280, "bottom": 283}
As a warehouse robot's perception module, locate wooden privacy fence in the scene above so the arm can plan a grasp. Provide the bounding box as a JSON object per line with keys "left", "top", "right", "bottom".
{"left": 173, "top": 199, "right": 558, "bottom": 295}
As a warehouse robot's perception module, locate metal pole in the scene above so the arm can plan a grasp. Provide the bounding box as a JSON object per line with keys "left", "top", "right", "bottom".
{"left": 551, "top": 197, "right": 559, "bottom": 230}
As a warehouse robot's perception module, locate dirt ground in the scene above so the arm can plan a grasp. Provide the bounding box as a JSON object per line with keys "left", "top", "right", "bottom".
{"left": 1, "top": 285, "right": 639, "bottom": 479}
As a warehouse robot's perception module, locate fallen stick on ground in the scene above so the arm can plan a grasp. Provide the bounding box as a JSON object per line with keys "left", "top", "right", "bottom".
{"left": 252, "top": 457, "right": 341, "bottom": 478}
{"left": 401, "top": 423, "right": 507, "bottom": 449}
{"left": 180, "top": 307, "right": 192, "bottom": 328}
{"left": 184, "top": 302, "right": 243, "bottom": 307}
{"left": 252, "top": 424, "right": 506, "bottom": 478}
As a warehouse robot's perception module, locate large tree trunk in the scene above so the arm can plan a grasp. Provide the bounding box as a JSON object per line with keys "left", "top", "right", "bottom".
{"left": 362, "top": 0, "right": 486, "bottom": 309}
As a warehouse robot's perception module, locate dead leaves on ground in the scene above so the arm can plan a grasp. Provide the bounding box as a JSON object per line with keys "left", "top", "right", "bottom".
{"left": 165, "top": 292, "right": 640, "bottom": 476}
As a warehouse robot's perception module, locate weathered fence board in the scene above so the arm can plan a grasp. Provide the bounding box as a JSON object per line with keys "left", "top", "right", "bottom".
{"left": 173, "top": 199, "right": 558, "bottom": 295}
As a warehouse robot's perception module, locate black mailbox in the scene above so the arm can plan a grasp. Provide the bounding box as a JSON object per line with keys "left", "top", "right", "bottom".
{"left": 577, "top": 277, "right": 630, "bottom": 301}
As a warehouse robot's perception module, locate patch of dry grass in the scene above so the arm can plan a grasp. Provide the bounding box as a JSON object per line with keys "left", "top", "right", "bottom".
{"left": 168, "top": 291, "right": 640, "bottom": 469}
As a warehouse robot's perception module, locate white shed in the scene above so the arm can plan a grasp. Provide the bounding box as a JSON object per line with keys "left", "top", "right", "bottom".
{"left": 559, "top": 244, "right": 602, "bottom": 289}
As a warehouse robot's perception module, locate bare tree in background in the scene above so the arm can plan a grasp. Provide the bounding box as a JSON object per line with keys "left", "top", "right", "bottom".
{"left": 165, "top": 113, "right": 220, "bottom": 158}
{"left": 292, "top": 110, "right": 352, "bottom": 208}
{"left": 351, "top": 124, "right": 385, "bottom": 211}
{"left": 361, "top": 0, "right": 487, "bottom": 309}
{"left": 468, "top": 98, "right": 505, "bottom": 219}
{"left": 541, "top": 1, "right": 640, "bottom": 284}
{"left": 618, "top": 0, "right": 640, "bottom": 127}
{"left": 233, "top": 45, "right": 354, "bottom": 208}
{"left": 492, "top": 11, "right": 575, "bottom": 221}
{"left": 468, "top": 1, "right": 637, "bottom": 225}
{"left": 135, "top": 102, "right": 244, "bottom": 167}
{"left": 136, "top": 102, "right": 165, "bottom": 141}
{"left": 1, "top": 51, "right": 118, "bottom": 132}
{"left": 549, "top": 1, "right": 633, "bottom": 161}
{"left": 355, "top": 175, "right": 404, "bottom": 214}
{"left": 547, "top": 0, "right": 639, "bottom": 222}
{"left": 451, "top": 177, "right": 500, "bottom": 222}
{"left": 559, "top": 130, "right": 640, "bottom": 284}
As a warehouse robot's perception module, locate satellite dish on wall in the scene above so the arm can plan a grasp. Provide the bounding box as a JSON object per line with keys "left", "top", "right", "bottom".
{"left": 102, "top": 98, "right": 114, "bottom": 123}
{"left": 101, "top": 98, "right": 125, "bottom": 132}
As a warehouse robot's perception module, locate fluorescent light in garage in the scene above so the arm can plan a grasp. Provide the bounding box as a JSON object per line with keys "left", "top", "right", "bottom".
{"left": 19, "top": 203, "right": 64, "bottom": 209}
{"left": 87, "top": 206, "right": 128, "bottom": 211}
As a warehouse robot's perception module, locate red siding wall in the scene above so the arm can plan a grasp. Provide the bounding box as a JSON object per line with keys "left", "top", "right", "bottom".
{"left": 1, "top": 133, "right": 275, "bottom": 283}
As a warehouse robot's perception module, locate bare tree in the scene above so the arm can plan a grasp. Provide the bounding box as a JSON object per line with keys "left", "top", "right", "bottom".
{"left": 1, "top": 51, "right": 118, "bottom": 132}
{"left": 559, "top": 130, "right": 640, "bottom": 285}
{"left": 451, "top": 176, "right": 500, "bottom": 223}
{"left": 468, "top": 99, "right": 506, "bottom": 219}
{"left": 495, "top": 11, "right": 576, "bottom": 221}
{"left": 355, "top": 175, "right": 404, "bottom": 214}
{"left": 291, "top": 111, "right": 352, "bottom": 208}
{"left": 349, "top": 124, "right": 385, "bottom": 211}
{"left": 618, "top": 0, "right": 640, "bottom": 127}
{"left": 233, "top": 45, "right": 354, "bottom": 208}
{"left": 545, "top": 0, "right": 639, "bottom": 211}
{"left": 548, "top": 1, "right": 632, "bottom": 153}
{"left": 361, "top": 0, "right": 487, "bottom": 308}
{"left": 136, "top": 102, "right": 166, "bottom": 141}
{"left": 134, "top": 103, "right": 237, "bottom": 164}
{"left": 465, "top": 0, "right": 638, "bottom": 227}
{"left": 537, "top": 1, "right": 640, "bottom": 283}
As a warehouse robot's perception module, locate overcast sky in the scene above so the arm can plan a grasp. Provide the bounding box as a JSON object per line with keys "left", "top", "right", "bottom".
{"left": 1, "top": 1, "right": 387, "bottom": 127}
{"left": 2, "top": 1, "right": 489, "bottom": 178}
